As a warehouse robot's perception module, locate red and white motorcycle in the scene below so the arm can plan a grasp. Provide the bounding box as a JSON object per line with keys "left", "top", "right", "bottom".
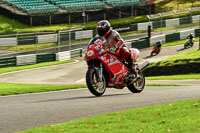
{"left": 84, "top": 37, "right": 149, "bottom": 96}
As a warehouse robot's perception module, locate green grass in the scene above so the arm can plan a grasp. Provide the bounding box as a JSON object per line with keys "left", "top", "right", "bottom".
{"left": 0, "top": 83, "right": 181, "bottom": 96}
{"left": 162, "top": 37, "right": 199, "bottom": 47}
{"left": 0, "top": 14, "right": 148, "bottom": 33}
{"left": 18, "top": 98, "right": 200, "bottom": 133}
{"left": 146, "top": 74, "right": 200, "bottom": 80}
{"left": 150, "top": 49, "right": 200, "bottom": 67}
{"left": 0, "top": 5, "right": 200, "bottom": 33}
{"left": 0, "top": 83, "right": 87, "bottom": 96}
{"left": 0, "top": 60, "right": 73, "bottom": 74}
{"left": 155, "top": 0, "right": 200, "bottom": 13}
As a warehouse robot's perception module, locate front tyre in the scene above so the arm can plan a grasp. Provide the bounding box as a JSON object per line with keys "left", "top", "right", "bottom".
{"left": 86, "top": 68, "right": 106, "bottom": 96}
{"left": 184, "top": 43, "right": 188, "bottom": 49}
{"left": 127, "top": 69, "right": 145, "bottom": 93}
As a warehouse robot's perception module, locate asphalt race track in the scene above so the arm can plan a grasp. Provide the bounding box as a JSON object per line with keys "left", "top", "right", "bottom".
{"left": 0, "top": 43, "right": 200, "bottom": 133}
{"left": 1, "top": 85, "right": 200, "bottom": 133}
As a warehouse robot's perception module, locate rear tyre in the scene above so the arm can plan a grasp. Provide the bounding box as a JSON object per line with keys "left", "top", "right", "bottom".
{"left": 127, "top": 69, "right": 145, "bottom": 93}
{"left": 86, "top": 68, "right": 106, "bottom": 96}
{"left": 151, "top": 51, "right": 154, "bottom": 56}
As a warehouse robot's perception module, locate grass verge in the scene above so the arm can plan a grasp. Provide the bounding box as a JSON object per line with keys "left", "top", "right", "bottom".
{"left": 150, "top": 49, "right": 200, "bottom": 67}
{"left": 18, "top": 98, "right": 200, "bottom": 133}
{"left": 155, "top": 0, "right": 200, "bottom": 13}
{"left": 0, "top": 83, "right": 87, "bottom": 96}
{"left": 146, "top": 74, "right": 200, "bottom": 80}
{"left": 0, "top": 83, "right": 182, "bottom": 96}
{"left": 0, "top": 60, "right": 73, "bottom": 74}
{"left": 163, "top": 37, "right": 199, "bottom": 47}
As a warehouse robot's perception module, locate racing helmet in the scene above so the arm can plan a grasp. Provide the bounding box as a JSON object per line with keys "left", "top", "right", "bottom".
{"left": 97, "top": 20, "right": 111, "bottom": 37}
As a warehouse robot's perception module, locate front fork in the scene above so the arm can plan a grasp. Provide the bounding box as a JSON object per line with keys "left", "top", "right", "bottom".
{"left": 93, "top": 62, "right": 103, "bottom": 82}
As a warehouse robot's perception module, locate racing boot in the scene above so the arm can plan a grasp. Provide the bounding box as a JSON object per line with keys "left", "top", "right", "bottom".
{"left": 127, "top": 54, "right": 135, "bottom": 74}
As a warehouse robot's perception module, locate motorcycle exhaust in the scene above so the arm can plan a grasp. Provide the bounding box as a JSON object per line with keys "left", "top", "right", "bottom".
{"left": 139, "top": 61, "right": 150, "bottom": 71}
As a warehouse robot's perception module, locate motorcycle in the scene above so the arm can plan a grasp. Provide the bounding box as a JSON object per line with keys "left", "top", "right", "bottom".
{"left": 184, "top": 38, "right": 195, "bottom": 49}
{"left": 151, "top": 46, "right": 161, "bottom": 56}
{"left": 84, "top": 37, "right": 149, "bottom": 96}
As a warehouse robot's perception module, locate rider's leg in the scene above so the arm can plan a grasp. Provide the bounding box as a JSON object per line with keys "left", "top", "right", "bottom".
{"left": 120, "top": 46, "right": 134, "bottom": 71}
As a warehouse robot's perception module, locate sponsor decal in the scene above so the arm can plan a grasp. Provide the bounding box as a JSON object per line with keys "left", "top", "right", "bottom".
{"left": 108, "top": 83, "right": 114, "bottom": 86}
{"left": 108, "top": 60, "right": 118, "bottom": 66}
{"left": 101, "top": 56, "right": 104, "bottom": 61}
{"left": 94, "top": 46, "right": 99, "bottom": 50}
{"left": 87, "top": 50, "right": 94, "bottom": 56}
{"left": 119, "top": 74, "right": 122, "bottom": 79}
{"left": 114, "top": 27, "right": 131, "bottom": 32}
{"left": 110, "top": 57, "right": 114, "bottom": 62}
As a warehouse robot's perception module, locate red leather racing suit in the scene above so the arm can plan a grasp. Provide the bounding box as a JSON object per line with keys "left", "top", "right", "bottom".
{"left": 97, "top": 30, "right": 132, "bottom": 62}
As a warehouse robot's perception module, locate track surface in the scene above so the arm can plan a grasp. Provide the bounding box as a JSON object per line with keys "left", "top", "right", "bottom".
{"left": 0, "top": 42, "right": 199, "bottom": 133}
{"left": 1, "top": 85, "right": 200, "bottom": 133}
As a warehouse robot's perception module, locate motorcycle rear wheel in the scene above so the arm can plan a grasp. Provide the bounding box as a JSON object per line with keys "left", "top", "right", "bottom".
{"left": 86, "top": 68, "right": 106, "bottom": 96}
{"left": 150, "top": 51, "right": 154, "bottom": 56}
{"left": 127, "top": 69, "right": 145, "bottom": 93}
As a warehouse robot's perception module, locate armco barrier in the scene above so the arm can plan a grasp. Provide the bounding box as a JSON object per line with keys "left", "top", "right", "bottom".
{"left": 38, "top": 34, "right": 57, "bottom": 44}
{"left": 59, "top": 32, "right": 75, "bottom": 42}
{"left": 192, "top": 15, "right": 200, "bottom": 23}
{"left": 70, "top": 48, "right": 82, "bottom": 58}
{"left": 165, "top": 32, "right": 180, "bottom": 42}
{"left": 56, "top": 51, "right": 71, "bottom": 61}
{"left": 17, "top": 34, "right": 37, "bottom": 45}
{"left": 132, "top": 39, "right": 149, "bottom": 49}
{"left": 0, "top": 37, "right": 17, "bottom": 46}
{"left": 138, "top": 22, "right": 152, "bottom": 31}
{"left": 152, "top": 20, "right": 166, "bottom": 29}
{"left": 75, "top": 30, "right": 93, "bottom": 40}
{"left": 36, "top": 53, "right": 56, "bottom": 63}
{"left": 195, "top": 29, "right": 200, "bottom": 36}
{"left": 179, "top": 16, "right": 191, "bottom": 25}
{"left": 165, "top": 18, "right": 179, "bottom": 27}
{"left": 16, "top": 54, "right": 36, "bottom": 66}
{"left": 0, "top": 48, "right": 83, "bottom": 68}
{"left": 130, "top": 23, "right": 138, "bottom": 31}
{"left": 0, "top": 57, "right": 16, "bottom": 68}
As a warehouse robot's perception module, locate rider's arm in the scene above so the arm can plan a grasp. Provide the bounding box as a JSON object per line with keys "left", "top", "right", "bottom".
{"left": 113, "top": 30, "right": 125, "bottom": 49}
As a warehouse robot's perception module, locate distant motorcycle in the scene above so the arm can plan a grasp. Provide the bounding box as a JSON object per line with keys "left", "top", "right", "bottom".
{"left": 84, "top": 37, "right": 149, "bottom": 96}
{"left": 151, "top": 46, "right": 161, "bottom": 56}
{"left": 184, "top": 38, "right": 195, "bottom": 49}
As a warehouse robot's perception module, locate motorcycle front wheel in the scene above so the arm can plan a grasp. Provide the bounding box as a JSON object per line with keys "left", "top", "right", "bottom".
{"left": 184, "top": 43, "right": 189, "bottom": 49}
{"left": 127, "top": 69, "right": 145, "bottom": 93}
{"left": 86, "top": 68, "right": 106, "bottom": 96}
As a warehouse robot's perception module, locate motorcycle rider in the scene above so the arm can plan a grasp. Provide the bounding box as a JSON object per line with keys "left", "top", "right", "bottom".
{"left": 154, "top": 40, "right": 162, "bottom": 49}
{"left": 96, "top": 20, "right": 135, "bottom": 72}
{"left": 187, "top": 33, "right": 194, "bottom": 44}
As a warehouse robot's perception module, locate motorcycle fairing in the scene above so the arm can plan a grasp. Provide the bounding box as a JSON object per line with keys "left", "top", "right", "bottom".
{"left": 99, "top": 53, "right": 128, "bottom": 87}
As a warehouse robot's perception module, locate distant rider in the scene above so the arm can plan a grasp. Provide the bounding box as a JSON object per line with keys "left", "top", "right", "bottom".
{"left": 187, "top": 33, "right": 194, "bottom": 43}
{"left": 96, "top": 20, "right": 135, "bottom": 72}
{"left": 154, "top": 40, "right": 162, "bottom": 49}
